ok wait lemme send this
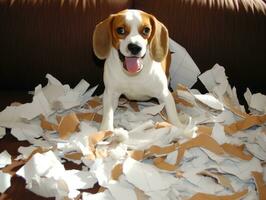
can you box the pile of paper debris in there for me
[0,64,266,200]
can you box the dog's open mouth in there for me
[118,50,144,74]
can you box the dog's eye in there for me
[142,27,150,35]
[116,27,126,35]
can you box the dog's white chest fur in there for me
[104,48,168,101]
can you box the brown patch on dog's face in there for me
[111,14,130,49]
[139,13,153,41]
[110,11,153,50]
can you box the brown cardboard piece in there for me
[95,148,108,158]
[89,131,113,149]
[224,114,266,134]
[176,170,184,178]
[159,110,169,121]
[145,144,177,156]
[26,147,53,162]
[64,152,83,160]
[176,134,224,165]
[97,187,106,193]
[40,115,58,131]
[197,125,213,135]
[196,114,266,136]
[188,189,248,200]
[2,159,26,176]
[176,84,190,91]
[76,112,103,123]
[111,163,123,180]
[129,101,140,112]
[57,113,80,139]
[134,188,149,200]
[128,150,145,161]
[152,134,225,171]
[40,113,80,139]
[221,143,253,160]
[198,171,234,191]
[223,95,249,118]
[153,157,176,171]
[10,102,23,107]
[85,96,102,109]
[154,121,172,129]
[252,172,266,200]
[172,92,194,107]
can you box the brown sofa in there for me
[1,0,266,110]
[0,0,265,199]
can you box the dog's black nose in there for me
[128,43,142,55]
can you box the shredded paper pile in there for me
[0,64,266,200]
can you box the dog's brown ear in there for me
[93,16,113,59]
[149,16,169,62]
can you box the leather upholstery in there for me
[0,0,265,110]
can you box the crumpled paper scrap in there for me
[244,88,266,114]
[123,157,170,193]
[0,150,12,168]
[0,127,6,139]
[0,171,12,193]
[16,150,97,199]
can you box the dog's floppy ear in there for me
[93,16,113,59]
[149,16,169,62]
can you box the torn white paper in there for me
[0,127,5,139]
[55,79,90,110]
[90,158,117,187]
[17,146,39,160]
[61,169,97,190]
[123,157,170,193]
[107,181,137,200]
[10,124,43,141]
[211,123,228,145]
[0,89,53,128]
[169,38,200,89]
[0,171,12,193]
[182,173,225,194]
[194,94,224,111]
[246,143,266,160]
[141,103,165,116]
[244,88,266,114]
[16,151,65,182]
[21,84,53,120]
[219,157,262,181]
[82,190,114,200]
[125,126,171,150]
[42,74,65,106]
[0,150,12,168]
[198,64,229,100]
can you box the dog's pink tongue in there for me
[124,57,140,73]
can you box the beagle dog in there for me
[93,9,182,131]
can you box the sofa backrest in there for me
[0,0,265,100]
[134,0,266,97]
[0,0,133,94]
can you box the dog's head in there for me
[93,9,169,75]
